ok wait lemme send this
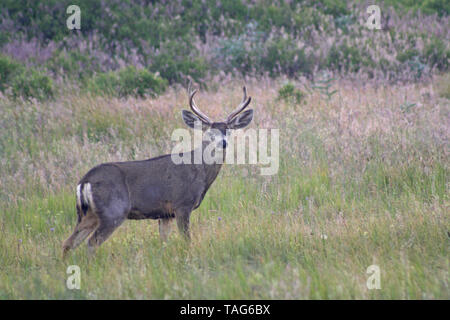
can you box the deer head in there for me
[182,85,253,148]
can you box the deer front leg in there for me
[175,209,191,241]
[158,218,174,242]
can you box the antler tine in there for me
[226,86,252,123]
[188,85,212,124]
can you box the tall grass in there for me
[0,76,448,299]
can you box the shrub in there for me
[214,22,265,75]
[149,40,208,85]
[150,55,208,85]
[311,75,337,101]
[327,42,372,73]
[383,0,449,16]
[251,4,293,33]
[0,0,447,87]
[88,66,167,98]
[262,38,313,78]
[317,0,350,18]
[0,54,24,91]
[292,7,323,34]
[334,14,355,32]
[406,56,427,79]
[397,49,420,63]
[0,55,53,101]
[216,25,313,78]
[420,0,450,16]
[277,83,305,104]
[424,38,449,71]
[117,66,167,97]
[11,70,54,101]
[47,50,99,80]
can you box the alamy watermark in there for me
[365,5,382,30]
[66,5,81,30]
[366,264,381,290]
[170,122,279,176]
[67,4,382,31]
[66,265,81,290]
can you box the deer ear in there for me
[227,109,253,129]
[182,110,207,129]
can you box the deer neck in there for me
[200,140,225,186]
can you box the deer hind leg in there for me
[84,175,130,255]
[87,216,125,255]
[86,199,129,254]
[159,218,174,242]
[62,207,99,257]
[175,208,192,241]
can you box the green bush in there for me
[406,56,427,79]
[117,66,168,97]
[88,66,167,98]
[216,26,313,78]
[262,38,313,77]
[420,0,450,16]
[397,49,420,63]
[0,55,53,101]
[277,82,305,104]
[47,50,99,80]
[88,72,119,96]
[149,40,208,85]
[383,0,449,16]
[327,42,372,73]
[0,54,24,91]
[11,70,54,101]
[292,7,323,34]
[215,22,265,75]
[316,0,349,17]
[395,48,430,79]
[0,0,447,90]
[424,38,449,71]
[251,4,293,33]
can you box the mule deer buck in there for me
[62,86,253,256]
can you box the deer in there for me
[62,86,253,256]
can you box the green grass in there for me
[0,78,448,299]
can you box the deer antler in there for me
[226,86,252,123]
[188,83,212,124]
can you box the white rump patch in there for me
[76,184,82,208]
[83,183,95,211]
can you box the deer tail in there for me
[76,182,94,217]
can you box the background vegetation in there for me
[0,0,449,100]
[0,0,448,299]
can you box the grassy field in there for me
[0,76,448,299]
